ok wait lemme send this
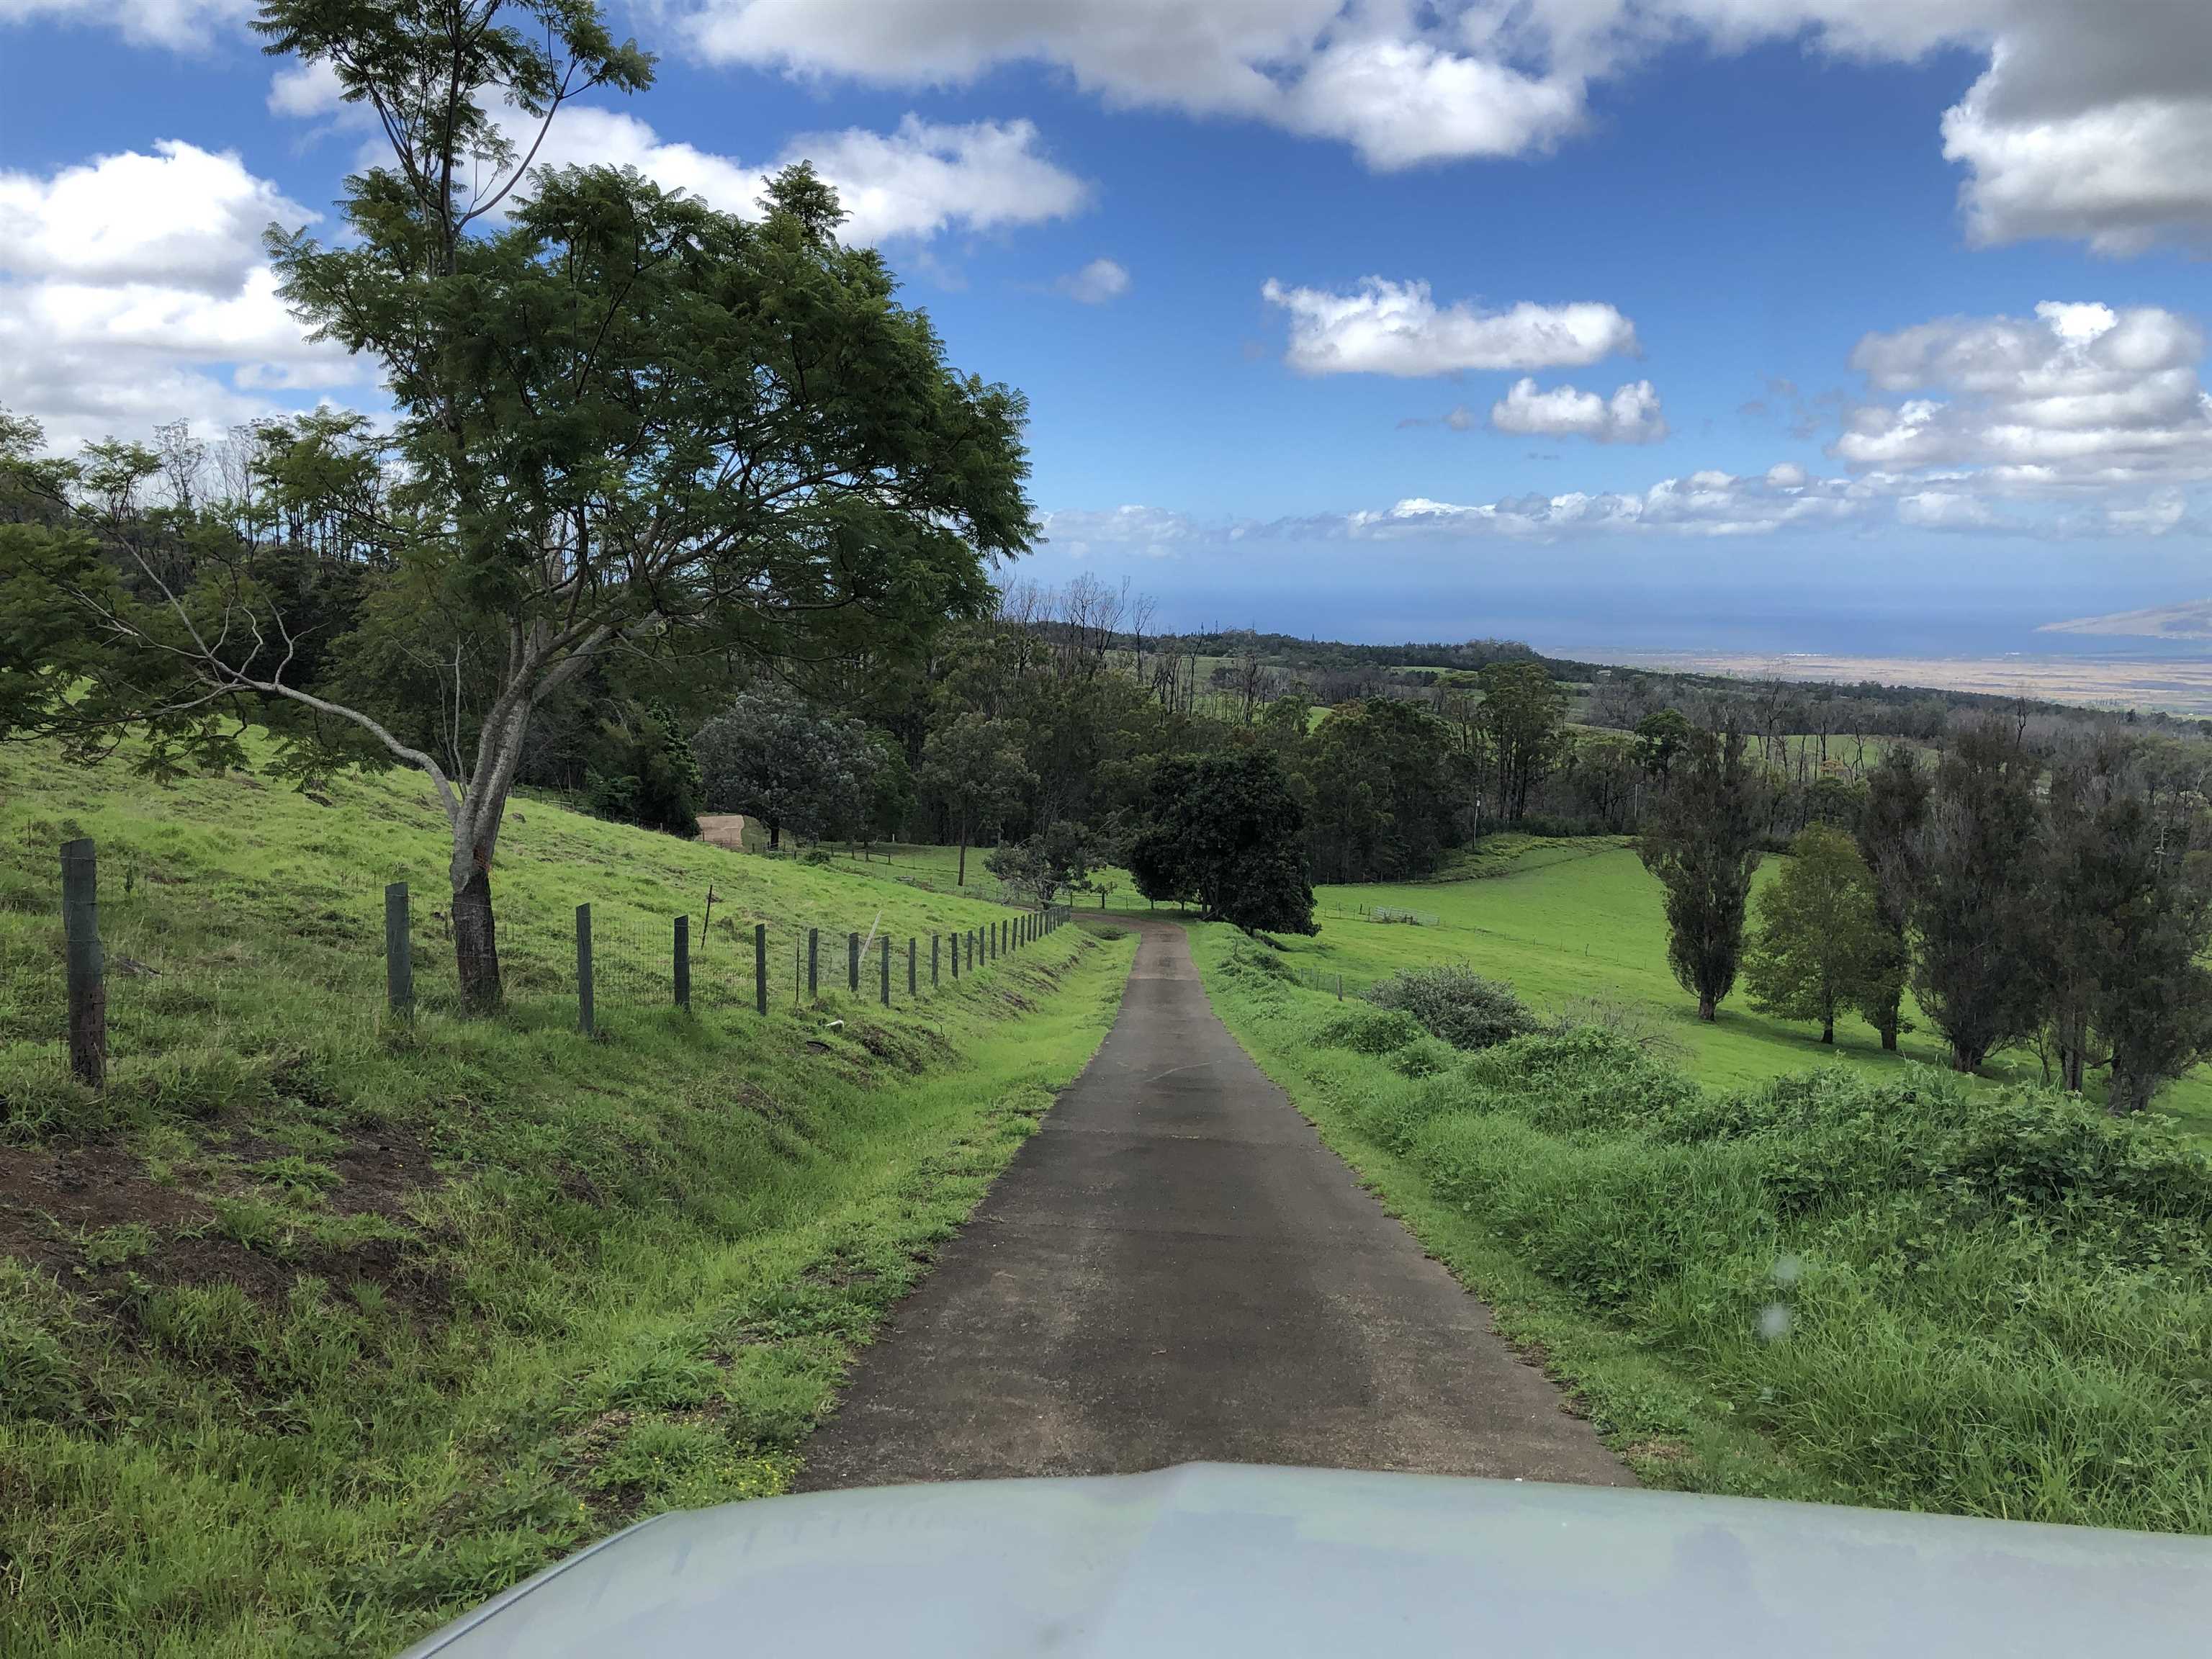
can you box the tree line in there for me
[1637,715,2212,1112]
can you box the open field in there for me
[816,840,1139,912]
[0,742,1133,1657]
[1596,648,2212,719]
[1195,926,2212,1534]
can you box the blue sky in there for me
[5,2,2211,655]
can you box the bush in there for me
[1367,966,1538,1052]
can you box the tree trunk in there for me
[1697,994,1716,1021]
[1820,1015,1834,1044]
[452,864,501,1012]
[768,817,781,850]
[957,817,969,886]
[1880,1024,1897,1052]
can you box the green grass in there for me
[1196,927,2212,1534]
[1254,835,2212,1134]
[0,742,1135,1657]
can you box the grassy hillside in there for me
[1197,927,2212,1534]
[0,741,1134,1658]
[1247,835,2212,1138]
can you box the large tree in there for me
[1473,660,1567,823]
[1743,823,1884,1045]
[1911,716,2045,1073]
[1638,727,1763,1020]
[1129,749,1316,935]
[920,714,1034,885]
[693,688,874,851]
[1,2,1030,1010]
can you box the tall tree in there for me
[693,688,874,850]
[1638,727,1763,1020]
[2,3,1030,1010]
[920,714,1033,884]
[1910,716,2045,1073]
[1855,744,1928,1051]
[2040,736,2212,1110]
[1473,661,1567,822]
[1129,750,1316,935]
[1743,823,1884,1044]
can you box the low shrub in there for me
[1366,965,1537,1052]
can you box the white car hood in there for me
[400,1461,2212,1657]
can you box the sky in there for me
[4,1,2212,657]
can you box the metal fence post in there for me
[808,928,819,999]
[907,938,917,997]
[674,914,691,1012]
[755,922,768,1015]
[60,838,105,1087]
[576,904,595,1037]
[880,936,891,1005]
[385,881,413,1023]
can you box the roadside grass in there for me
[0,741,1135,1657]
[1196,927,2212,1534]
[1255,835,2211,1135]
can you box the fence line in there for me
[29,837,1078,1079]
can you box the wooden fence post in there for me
[60,838,105,1087]
[576,904,595,1037]
[755,923,768,1015]
[949,932,958,979]
[385,881,413,1023]
[933,934,942,984]
[907,938,917,997]
[808,928,819,999]
[674,914,691,1012]
[848,931,860,993]
[880,935,890,1006]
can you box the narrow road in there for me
[797,917,1627,1489]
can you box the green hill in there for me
[0,739,1133,1658]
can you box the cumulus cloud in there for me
[665,1,2212,253]
[1262,277,1638,377]
[0,0,251,49]
[1490,377,1666,443]
[0,142,363,448]
[1056,257,1130,305]
[381,107,1090,247]
[1834,300,2212,485]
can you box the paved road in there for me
[796,917,1628,1489]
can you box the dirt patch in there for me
[0,1135,454,1326]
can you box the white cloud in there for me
[1262,277,1638,377]
[0,0,250,49]
[268,59,349,120]
[451,107,1089,246]
[1835,300,2212,485]
[671,0,2212,253]
[0,143,362,449]
[1490,377,1666,443]
[1038,504,1201,559]
[1056,257,1130,305]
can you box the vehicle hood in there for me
[399,1461,2212,1657]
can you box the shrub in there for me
[1367,966,1537,1052]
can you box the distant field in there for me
[817,841,1138,911]
[1596,648,2212,719]
[1256,835,2211,1138]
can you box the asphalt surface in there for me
[796,917,1629,1490]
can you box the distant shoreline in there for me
[1568,648,2212,718]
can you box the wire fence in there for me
[20,837,1076,1087]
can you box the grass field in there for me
[817,840,1139,913]
[1254,835,2212,1138]
[1196,926,2212,1534]
[0,742,1133,1657]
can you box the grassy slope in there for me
[0,743,1134,1657]
[818,840,1139,913]
[1195,927,2212,1534]
[1262,835,2211,1137]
